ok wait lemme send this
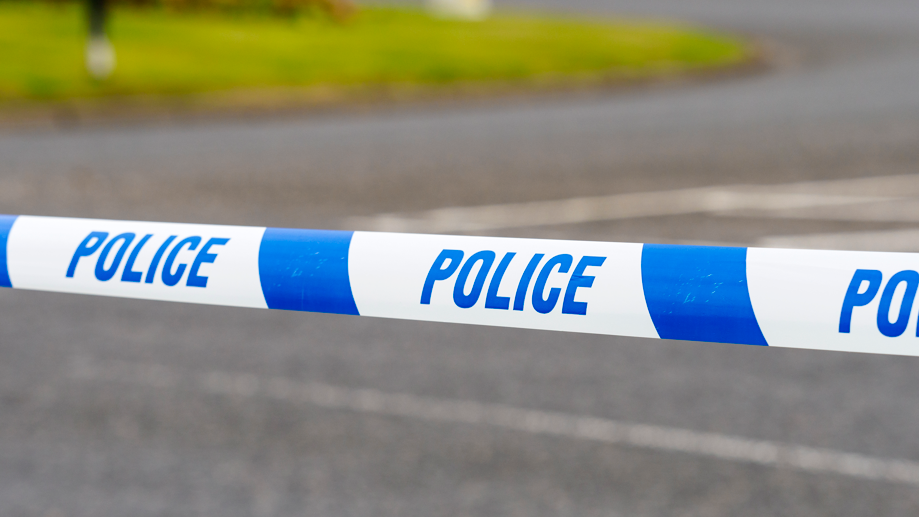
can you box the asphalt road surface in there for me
[3,0,919,515]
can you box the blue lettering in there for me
[121,234,152,283]
[421,249,464,304]
[513,254,544,311]
[562,256,606,315]
[145,235,177,284]
[877,270,919,337]
[161,236,200,287]
[532,254,573,314]
[484,252,516,310]
[66,231,108,278]
[453,251,496,309]
[187,237,229,288]
[839,269,883,333]
[94,233,135,282]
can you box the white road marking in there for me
[348,188,887,233]
[70,357,919,486]
[758,228,919,252]
[346,174,919,233]
[347,174,919,233]
[752,199,919,224]
[737,175,919,224]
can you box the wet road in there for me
[2,0,919,515]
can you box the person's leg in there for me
[85,0,115,79]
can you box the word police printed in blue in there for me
[840,269,919,337]
[66,231,229,288]
[421,249,606,315]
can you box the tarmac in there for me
[1,0,919,515]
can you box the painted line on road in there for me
[758,228,919,253]
[70,357,919,487]
[347,174,919,233]
[347,187,885,233]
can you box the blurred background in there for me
[2,0,919,515]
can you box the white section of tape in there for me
[348,232,658,338]
[7,216,268,309]
[747,247,919,356]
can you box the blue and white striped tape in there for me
[1,214,917,357]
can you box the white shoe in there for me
[85,36,116,80]
[427,0,492,20]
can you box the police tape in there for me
[0,214,916,357]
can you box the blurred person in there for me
[86,0,115,79]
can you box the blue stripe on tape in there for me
[258,228,359,315]
[641,244,767,346]
[0,215,17,288]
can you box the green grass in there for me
[0,2,751,101]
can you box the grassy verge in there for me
[0,2,752,103]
